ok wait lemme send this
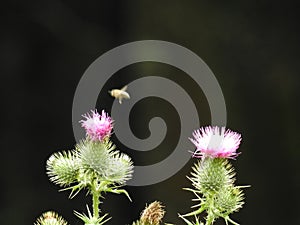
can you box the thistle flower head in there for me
[190,126,241,159]
[80,110,113,141]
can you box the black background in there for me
[1,1,300,225]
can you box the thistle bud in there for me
[34,211,68,225]
[214,186,245,216]
[46,151,79,187]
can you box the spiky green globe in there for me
[189,158,235,194]
[76,139,112,177]
[214,186,245,216]
[47,151,79,187]
[76,139,133,184]
[105,152,133,184]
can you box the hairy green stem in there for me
[205,211,214,225]
[92,191,100,218]
[205,196,215,225]
[91,180,100,219]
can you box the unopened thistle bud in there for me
[46,151,79,187]
[214,186,245,216]
[34,211,68,225]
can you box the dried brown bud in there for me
[140,201,165,225]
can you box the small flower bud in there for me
[214,186,245,216]
[34,211,68,225]
[46,151,79,187]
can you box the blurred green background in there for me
[1,1,300,225]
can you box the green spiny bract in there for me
[46,151,80,187]
[189,158,235,195]
[76,139,133,185]
[46,138,133,198]
[105,152,134,184]
[76,139,112,177]
[214,185,245,216]
[74,206,110,225]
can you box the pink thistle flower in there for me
[189,126,242,159]
[80,110,113,141]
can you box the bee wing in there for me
[120,85,128,92]
[120,91,130,99]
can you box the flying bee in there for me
[109,85,130,104]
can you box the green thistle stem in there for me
[205,217,213,225]
[92,191,100,219]
[91,180,100,219]
[205,198,215,225]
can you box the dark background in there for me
[1,1,300,225]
